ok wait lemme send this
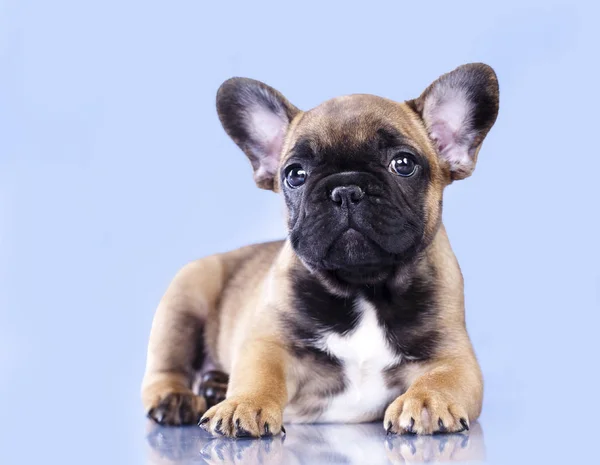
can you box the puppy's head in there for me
[217,64,499,285]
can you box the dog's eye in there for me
[389,154,417,177]
[285,165,307,188]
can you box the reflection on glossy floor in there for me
[146,422,485,464]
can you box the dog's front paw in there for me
[199,395,284,438]
[384,389,469,435]
[147,392,206,426]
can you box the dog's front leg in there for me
[200,337,288,438]
[384,344,483,435]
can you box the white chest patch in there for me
[316,298,402,423]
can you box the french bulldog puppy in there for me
[141,63,499,438]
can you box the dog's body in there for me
[142,63,499,437]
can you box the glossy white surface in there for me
[147,423,486,465]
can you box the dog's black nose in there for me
[330,185,364,206]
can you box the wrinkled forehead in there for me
[283,94,437,163]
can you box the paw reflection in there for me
[385,423,485,463]
[199,436,286,465]
[146,420,485,465]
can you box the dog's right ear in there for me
[216,78,301,190]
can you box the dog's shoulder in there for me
[197,239,281,293]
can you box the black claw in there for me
[198,416,209,426]
[281,425,287,436]
[460,418,470,431]
[386,421,394,435]
[261,423,272,437]
[436,418,447,434]
[234,419,252,438]
[214,419,224,435]
[405,417,416,434]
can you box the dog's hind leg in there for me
[197,370,229,409]
[141,256,226,426]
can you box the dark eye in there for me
[389,153,418,177]
[285,165,307,188]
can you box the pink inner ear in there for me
[423,88,475,174]
[253,131,284,185]
[249,105,288,183]
[429,122,470,171]
[429,122,454,154]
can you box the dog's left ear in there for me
[216,78,301,190]
[408,63,499,180]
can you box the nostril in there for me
[330,185,364,205]
[330,187,342,204]
[348,186,364,203]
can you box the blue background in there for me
[1,1,599,464]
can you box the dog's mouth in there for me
[331,264,396,285]
[292,222,423,285]
[298,228,394,284]
[323,228,392,284]
[322,228,388,268]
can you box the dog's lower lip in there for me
[333,265,395,285]
[322,261,384,270]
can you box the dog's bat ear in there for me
[407,63,499,180]
[216,78,301,190]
